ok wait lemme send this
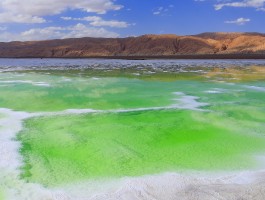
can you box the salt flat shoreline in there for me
[54,170,265,200]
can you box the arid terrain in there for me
[0,32,265,58]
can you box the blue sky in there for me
[0,0,264,41]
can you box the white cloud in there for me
[60,17,72,21]
[0,23,119,42]
[225,17,250,25]
[0,13,46,23]
[257,7,265,10]
[0,26,7,31]
[0,0,123,23]
[89,19,128,28]
[153,11,161,15]
[61,16,130,28]
[153,5,174,16]
[21,27,65,40]
[215,0,265,10]
[63,23,119,38]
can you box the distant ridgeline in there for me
[0,32,265,58]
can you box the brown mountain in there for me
[0,32,265,58]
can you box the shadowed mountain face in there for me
[0,32,265,58]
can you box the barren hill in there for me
[0,32,265,58]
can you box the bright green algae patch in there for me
[18,109,265,187]
[0,191,4,200]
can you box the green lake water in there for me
[0,59,265,190]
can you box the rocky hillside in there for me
[0,32,265,58]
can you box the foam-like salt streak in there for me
[34,92,208,117]
[244,85,265,92]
